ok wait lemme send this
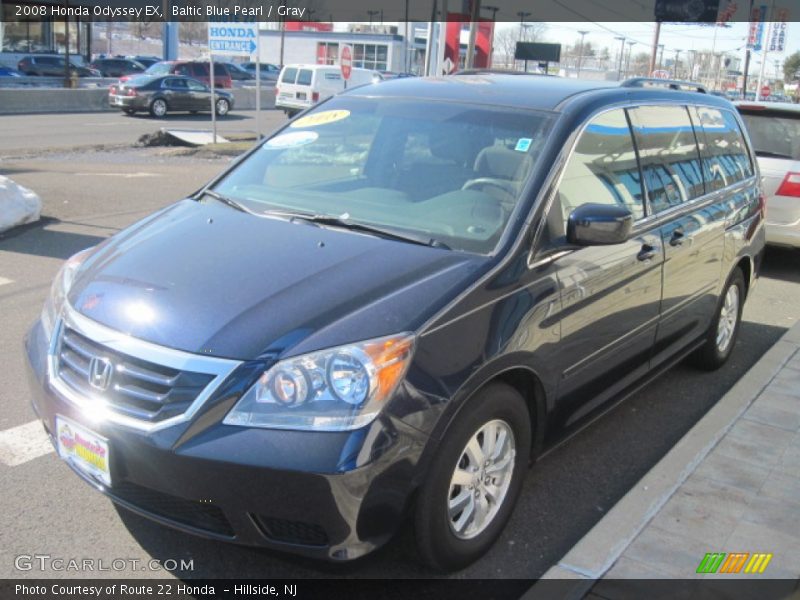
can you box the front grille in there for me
[112,481,234,537]
[254,515,329,546]
[56,327,214,423]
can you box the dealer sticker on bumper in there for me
[56,416,111,487]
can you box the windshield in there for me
[213,97,552,253]
[738,109,800,160]
[145,62,170,76]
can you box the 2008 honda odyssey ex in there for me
[25,74,765,571]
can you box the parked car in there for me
[736,101,800,247]
[223,62,254,81]
[108,75,233,117]
[26,75,764,572]
[241,61,280,81]
[89,58,145,78]
[0,64,23,77]
[130,55,160,69]
[275,64,383,116]
[121,61,233,88]
[17,55,100,77]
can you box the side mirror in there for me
[567,203,633,246]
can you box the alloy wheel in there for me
[447,419,516,540]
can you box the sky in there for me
[495,21,799,74]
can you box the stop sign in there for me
[761,85,771,98]
[340,45,352,81]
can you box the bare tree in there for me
[492,23,547,67]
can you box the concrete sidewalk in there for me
[537,319,800,588]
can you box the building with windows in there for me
[0,1,93,65]
[258,24,430,74]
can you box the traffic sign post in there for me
[340,45,352,88]
[207,23,260,143]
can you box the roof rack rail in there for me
[620,77,707,94]
[453,68,553,76]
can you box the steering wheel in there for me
[462,177,518,195]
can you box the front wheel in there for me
[149,98,168,118]
[215,98,230,116]
[689,268,745,370]
[414,382,531,571]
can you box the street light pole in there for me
[614,36,625,80]
[673,49,682,79]
[625,41,635,78]
[576,30,589,78]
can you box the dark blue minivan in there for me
[25,74,765,570]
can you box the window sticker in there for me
[290,110,351,128]
[515,138,533,152]
[264,131,319,149]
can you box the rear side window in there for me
[281,67,297,84]
[190,64,207,77]
[736,108,800,161]
[297,69,313,86]
[692,107,754,190]
[544,109,645,246]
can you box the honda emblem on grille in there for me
[88,357,113,391]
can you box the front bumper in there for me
[24,318,428,561]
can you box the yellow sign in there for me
[290,110,350,129]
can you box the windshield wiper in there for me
[202,189,251,214]
[266,210,451,250]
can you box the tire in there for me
[689,268,745,371]
[149,98,168,118]
[286,109,299,119]
[414,382,531,571]
[215,98,230,117]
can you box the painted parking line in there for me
[0,420,54,467]
[0,277,13,287]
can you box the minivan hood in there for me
[68,199,484,360]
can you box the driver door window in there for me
[541,109,645,249]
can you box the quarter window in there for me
[545,109,644,246]
[692,107,754,190]
[628,105,704,213]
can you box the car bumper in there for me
[24,318,428,561]
[765,221,800,248]
[275,98,313,111]
[109,95,144,110]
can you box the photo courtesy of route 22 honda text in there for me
[25,74,765,571]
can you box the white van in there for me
[275,64,382,116]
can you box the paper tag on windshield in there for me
[515,138,532,152]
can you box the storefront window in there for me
[352,43,388,71]
[2,20,49,53]
[316,42,338,65]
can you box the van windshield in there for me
[213,97,553,254]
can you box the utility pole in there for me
[673,49,682,78]
[576,30,589,78]
[657,44,665,69]
[742,0,755,98]
[625,41,635,78]
[649,21,661,76]
[755,0,775,100]
[614,36,625,80]
[482,5,499,67]
[465,0,480,69]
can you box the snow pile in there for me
[0,175,42,233]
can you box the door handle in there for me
[669,229,685,247]
[637,244,658,262]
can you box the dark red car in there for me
[120,61,232,88]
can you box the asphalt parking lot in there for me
[0,111,798,579]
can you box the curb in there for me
[533,318,800,585]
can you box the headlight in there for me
[41,247,94,341]
[223,333,415,431]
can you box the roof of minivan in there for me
[345,73,731,112]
